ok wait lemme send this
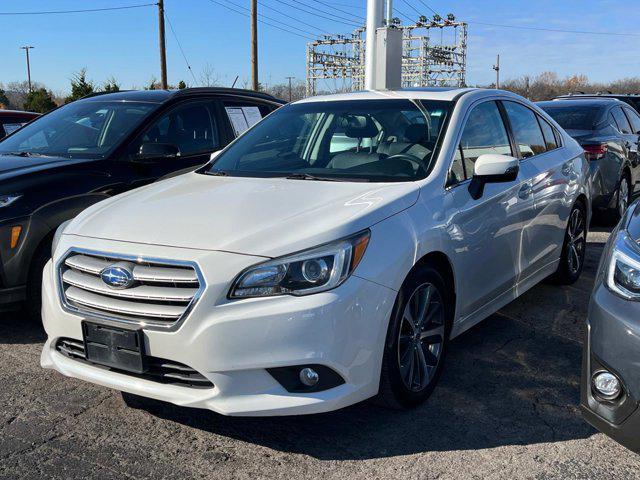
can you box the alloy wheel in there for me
[618,177,630,219]
[566,207,586,275]
[397,283,445,392]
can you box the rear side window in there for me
[451,101,512,184]
[538,116,558,150]
[503,101,546,158]
[611,107,632,134]
[624,108,640,134]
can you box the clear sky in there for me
[0,0,637,94]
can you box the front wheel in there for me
[549,201,587,285]
[377,266,452,409]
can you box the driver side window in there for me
[448,101,511,186]
[132,101,220,159]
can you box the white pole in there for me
[365,0,384,90]
[385,0,393,25]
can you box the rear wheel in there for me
[549,201,587,285]
[605,174,631,225]
[377,266,452,409]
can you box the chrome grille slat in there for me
[63,270,197,303]
[59,250,203,329]
[65,286,184,319]
[65,254,199,284]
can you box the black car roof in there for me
[556,93,640,99]
[80,87,285,104]
[539,99,623,108]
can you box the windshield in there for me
[206,99,451,182]
[540,104,602,130]
[0,100,157,159]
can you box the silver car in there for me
[582,199,640,452]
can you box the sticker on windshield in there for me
[3,123,25,135]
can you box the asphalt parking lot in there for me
[1,228,640,480]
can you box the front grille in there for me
[58,250,203,329]
[56,338,214,388]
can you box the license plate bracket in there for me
[82,321,146,374]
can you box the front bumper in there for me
[41,236,397,416]
[581,284,640,452]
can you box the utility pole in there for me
[365,0,384,90]
[285,76,295,101]
[21,46,34,92]
[493,54,500,89]
[251,0,259,90]
[157,0,168,89]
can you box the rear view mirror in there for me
[469,154,519,199]
[137,143,179,159]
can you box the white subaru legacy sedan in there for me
[41,88,591,416]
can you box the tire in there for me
[549,201,587,285]
[377,266,453,409]
[605,174,631,225]
[25,241,52,321]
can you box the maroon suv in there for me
[0,110,39,139]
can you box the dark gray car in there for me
[539,99,640,222]
[582,199,640,453]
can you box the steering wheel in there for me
[385,153,430,175]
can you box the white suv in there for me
[41,88,590,416]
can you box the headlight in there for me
[607,235,640,299]
[52,220,72,257]
[230,230,370,298]
[0,194,22,208]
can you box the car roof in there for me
[556,93,640,99]
[539,98,623,108]
[0,109,40,117]
[79,87,285,104]
[294,87,480,104]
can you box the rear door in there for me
[502,100,570,284]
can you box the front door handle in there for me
[519,183,533,199]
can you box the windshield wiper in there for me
[206,169,229,176]
[285,173,371,182]
[0,151,51,158]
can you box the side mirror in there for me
[468,154,519,200]
[210,150,221,162]
[137,143,180,160]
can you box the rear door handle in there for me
[518,183,532,199]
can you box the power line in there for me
[305,0,363,21]
[164,11,198,84]
[272,0,360,27]
[400,0,422,17]
[258,1,331,35]
[468,20,640,38]
[415,0,440,17]
[206,0,315,39]
[0,3,155,15]
[224,0,318,36]
[290,0,362,24]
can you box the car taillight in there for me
[583,143,608,161]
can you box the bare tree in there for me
[199,63,220,87]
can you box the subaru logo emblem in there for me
[100,265,135,289]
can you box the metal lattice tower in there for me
[306,14,467,96]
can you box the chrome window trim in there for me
[56,247,206,332]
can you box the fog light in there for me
[592,371,621,400]
[299,367,319,387]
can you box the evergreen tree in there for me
[23,88,57,113]
[65,69,94,103]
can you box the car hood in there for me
[0,154,80,181]
[66,172,420,257]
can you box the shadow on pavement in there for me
[0,308,46,345]
[125,238,607,460]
